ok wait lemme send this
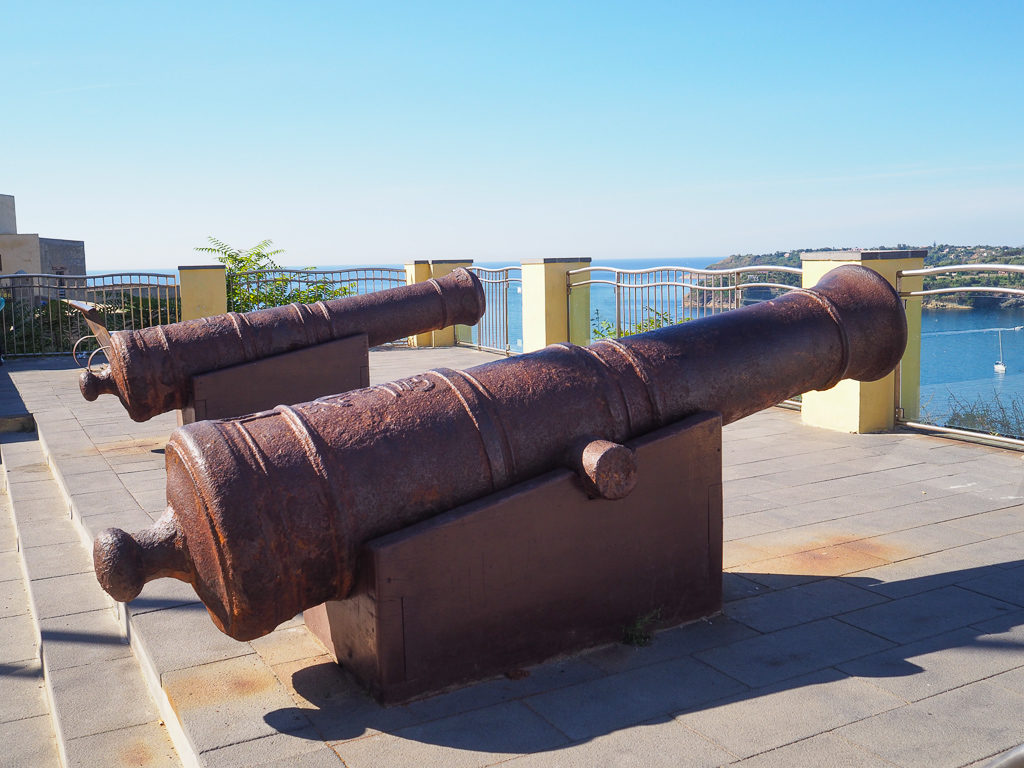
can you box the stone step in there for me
[1,434,181,768]
[0,480,61,767]
[29,405,336,768]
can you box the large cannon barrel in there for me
[93,265,907,641]
[79,267,486,422]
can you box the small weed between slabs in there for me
[623,608,662,647]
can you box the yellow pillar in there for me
[404,261,433,347]
[799,249,924,433]
[428,259,472,346]
[179,265,227,321]
[521,258,591,352]
[403,260,473,347]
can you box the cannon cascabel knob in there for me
[94,511,192,603]
[79,368,120,402]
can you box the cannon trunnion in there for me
[93,264,907,701]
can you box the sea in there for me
[477,256,1024,429]
[94,256,1024,427]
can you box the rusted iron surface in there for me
[64,300,113,351]
[94,265,907,641]
[78,268,486,422]
[306,412,724,703]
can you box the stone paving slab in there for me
[2,353,1024,768]
[499,719,737,768]
[718,732,896,768]
[837,622,1024,703]
[0,714,62,768]
[331,701,571,768]
[836,680,1024,768]
[838,584,1018,645]
[676,669,905,760]
[723,576,888,634]
[694,617,896,689]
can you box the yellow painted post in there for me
[178,265,227,321]
[799,249,925,433]
[521,258,591,352]
[404,261,433,347]
[428,260,472,346]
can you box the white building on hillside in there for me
[0,195,87,275]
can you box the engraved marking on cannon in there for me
[376,376,435,398]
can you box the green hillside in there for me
[707,245,1024,307]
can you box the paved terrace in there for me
[1,347,1022,768]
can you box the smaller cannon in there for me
[78,268,485,422]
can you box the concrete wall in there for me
[0,196,15,235]
[0,234,41,273]
[39,238,86,275]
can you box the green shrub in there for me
[195,237,353,312]
[591,308,685,339]
[941,391,1024,439]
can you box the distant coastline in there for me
[705,245,1024,310]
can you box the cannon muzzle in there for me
[79,267,486,422]
[94,264,906,640]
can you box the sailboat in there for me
[995,330,1007,373]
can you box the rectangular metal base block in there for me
[180,333,370,423]
[305,410,724,704]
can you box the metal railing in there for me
[227,267,406,312]
[459,266,522,355]
[567,264,803,339]
[0,272,179,357]
[896,263,1024,449]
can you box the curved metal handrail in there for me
[905,286,1024,298]
[0,272,176,280]
[567,264,802,278]
[468,266,522,285]
[233,267,405,279]
[572,278,799,293]
[898,263,1024,277]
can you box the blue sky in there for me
[3,1,1023,269]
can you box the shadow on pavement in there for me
[263,559,1024,753]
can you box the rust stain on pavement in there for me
[725,534,907,577]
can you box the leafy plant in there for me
[623,608,662,647]
[194,237,353,312]
[591,307,687,339]
[942,391,1024,439]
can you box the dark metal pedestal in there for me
[179,333,370,423]
[305,410,724,704]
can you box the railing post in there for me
[179,265,227,321]
[799,249,924,433]
[403,260,472,347]
[521,258,591,352]
[896,270,924,422]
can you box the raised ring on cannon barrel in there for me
[77,267,486,422]
[93,264,907,654]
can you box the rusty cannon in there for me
[94,264,906,651]
[78,267,486,422]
